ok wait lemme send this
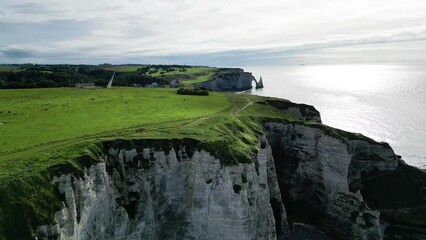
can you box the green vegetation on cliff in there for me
[0,88,299,181]
[0,87,311,239]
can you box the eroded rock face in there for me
[355,162,426,240]
[323,192,381,240]
[264,121,426,240]
[265,100,322,123]
[199,71,254,91]
[264,122,391,239]
[36,140,288,240]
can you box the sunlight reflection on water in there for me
[244,64,426,169]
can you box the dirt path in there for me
[233,97,254,115]
[183,116,211,127]
[168,95,256,130]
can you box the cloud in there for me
[9,2,57,14]
[0,48,34,59]
[0,20,93,46]
[0,0,426,65]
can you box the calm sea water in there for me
[244,65,426,169]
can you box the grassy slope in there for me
[100,65,142,72]
[99,65,217,85]
[0,87,307,239]
[0,88,229,154]
[0,87,308,180]
[150,67,217,85]
[0,88,234,181]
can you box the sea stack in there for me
[255,76,264,89]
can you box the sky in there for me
[1,0,426,66]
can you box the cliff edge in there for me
[0,89,424,240]
[198,68,255,91]
[35,99,425,240]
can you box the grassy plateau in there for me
[0,87,305,182]
[0,86,305,239]
[148,66,217,85]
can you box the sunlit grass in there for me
[0,88,302,182]
[99,65,142,72]
[98,65,217,85]
[0,87,229,154]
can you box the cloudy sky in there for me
[1,0,426,66]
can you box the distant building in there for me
[75,83,95,88]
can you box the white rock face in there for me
[36,140,287,240]
[200,71,254,91]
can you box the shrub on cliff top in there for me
[177,87,209,96]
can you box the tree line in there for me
[0,64,189,89]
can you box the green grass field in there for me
[0,87,311,239]
[179,68,217,85]
[0,87,229,154]
[98,65,217,85]
[100,65,142,72]
[0,87,300,181]
[147,66,217,85]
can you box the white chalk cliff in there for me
[36,102,426,240]
[36,139,288,240]
[199,68,255,91]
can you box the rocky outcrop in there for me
[264,121,426,240]
[265,99,322,123]
[254,76,264,89]
[199,68,255,91]
[352,162,426,240]
[36,139,288,240]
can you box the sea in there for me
[244,65,426,169]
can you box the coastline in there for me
[244,64,426,169]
